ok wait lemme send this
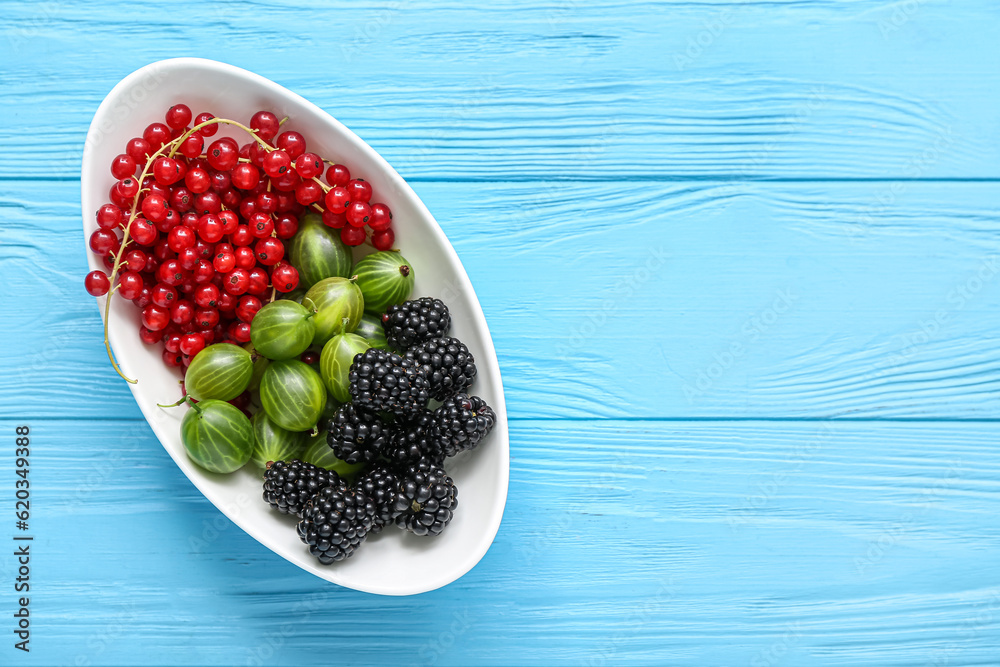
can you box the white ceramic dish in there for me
[81,58,508,595]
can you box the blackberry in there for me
[432,394,496,458]
[382,409,444,467]
[354,465,401,533]
[297,485,376,563]
[262,459,346,518]
[348,348,429,418]
[392,460,458,537]
[405,337,477,401]
[327,403,392,465]
[382,297,451,350]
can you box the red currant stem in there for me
[166,118,272,160]
[156,395,191,409]
[269,286,277,304]
[310,203,325,214]
[279,116,289,126]
[102,133,188,385]
[310,176,331,193]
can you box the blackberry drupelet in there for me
[382,409,444,467]
[327,403,392,465]
[405,336,477,401]
[354,465,401,533]
[382,297,451,350]
[348,348,429,418]
[262,459,346,518]
[296,485,376,563]
[392,459,458,537]
[432,394,496,458]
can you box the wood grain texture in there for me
[0,0,998,180]
[2,0,999,664]
[4,419,999,666]
[7,179,1000,420]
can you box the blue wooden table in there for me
[3,1,1000,664]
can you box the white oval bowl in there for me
[81,58,509,596]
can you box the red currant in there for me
[231,225,253,247]
[124,249,147,272]
[223,268,250,295]
[256,191,278,213]
[322,209,347,229]
[262,149,292,178]
[96,204,124,230]
[326,164,350,187]
[84,270,110,296]
[213,252,236,273]
[162,348,184,368]
[193,259,215,284]
[254,237,284,266]
[157,259,188,287]
[116,177,139,199]
[340,225,366,246]
[170,299,195,326]
[170,187,193,212]
[142,194,168,223]
[246,268,269,295]
[179,332,206,357]
[235,295,262,323]
[139,325,162,345]
[111,154,136,179]
[347,179,372,203]
[198,214,225,243]
[185,167,211,193]
[216,291,237,312]
[142,304,171,331]
[248,213,274,238]
[234,246,257,269]
[271,171,300,192]
[157,208,180,233]
[294,152,323,179]
[167,225,197,253]
[371,228,395,251]
[130,218,158,246]
[194,307,220,330]
[274,213,299,239]
[250,111,280,142]
[194,112,218,136]
[368,203,392,231]
[193,283,220,308]
[89,229,120,255]
[218,210,239,234]
[295,180,323,205]
[230,321,252,343]
[153,157,182,185]
[345,201,371,227]
[130,284,151,308]
[194,191,222,215]
[179,133,203,159]
[143,123,172,150]
[276,131,306,159]
[165,104,192,130]
[231,163,260,190]
[126,137,151,163]
[324,186,350,214]
[151,283,178,308]
[210,169,231,193]
[271,263,300,293]
[207,138,240,171]
[177,246,200,271]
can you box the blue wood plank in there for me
[0,0,998,179]
[3,419,999,665]
[8,180,1000,420]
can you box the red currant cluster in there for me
[84,104,396,377]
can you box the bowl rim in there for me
[81,56,510,595]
